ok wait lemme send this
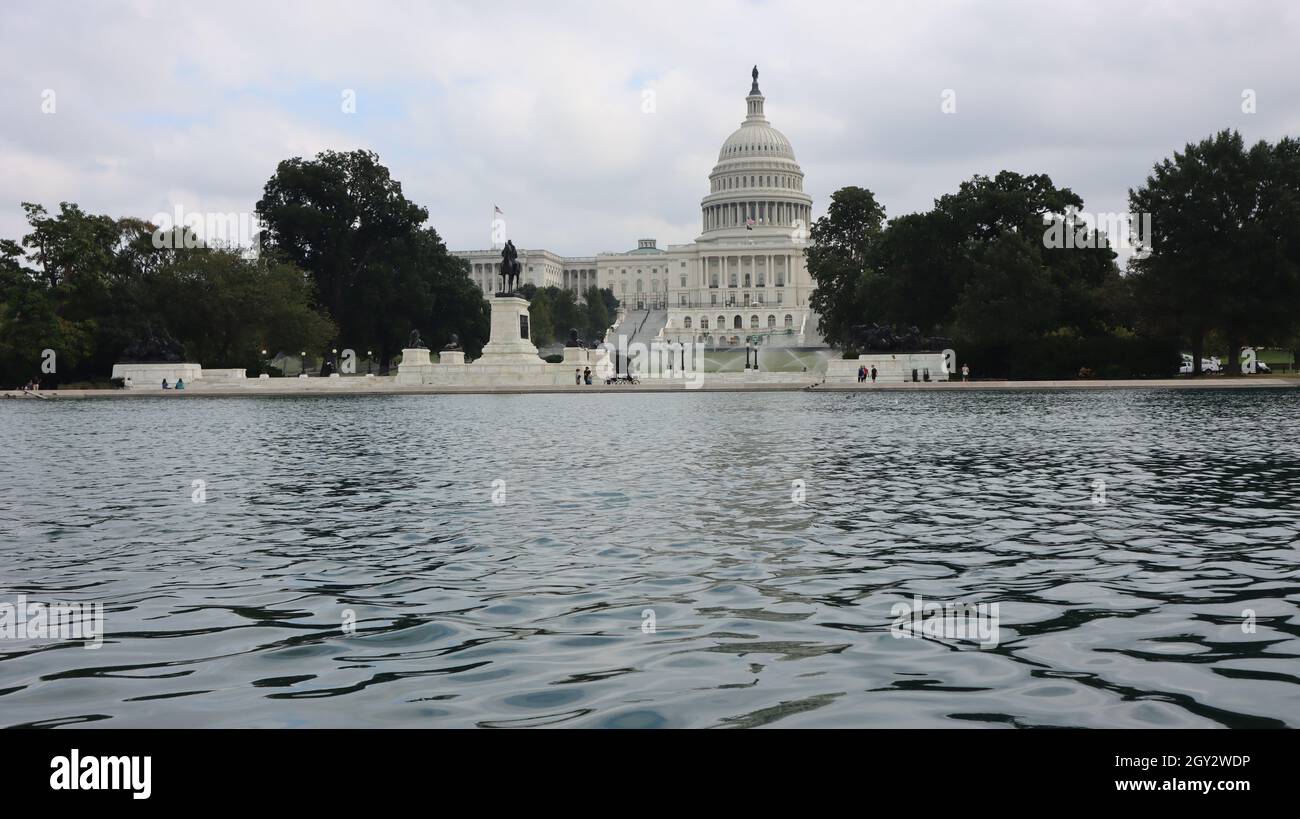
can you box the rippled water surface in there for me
[2,389,1298,728]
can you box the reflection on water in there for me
[1,389,1297,728]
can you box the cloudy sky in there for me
[2,0,1298,258]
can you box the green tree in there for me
[1129,130,1300,373]
[805,186,887,346]
[256,149,487,365]
[583,286,611,341]
[146,247,336,370]
[951,232,1059,347]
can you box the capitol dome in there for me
[718,122,795,160]
[700,67,813,238]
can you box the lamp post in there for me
[331,347,338,377]
[367,350,373,376]
[300,351,306,377]
[261,349,268,377]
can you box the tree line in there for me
[808,129,1300,377]
[0,149,615,387]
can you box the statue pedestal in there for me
[395,347,434,385]
[478,296,541,364]
[401,347,432,367]
[439,350,466,365]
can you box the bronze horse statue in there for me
[499,239,522,294]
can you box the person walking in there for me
[857,365,864,383]
[583,366,592,385]
[961,363,970,382]
[575,368,581,385]
[870,365,878,384]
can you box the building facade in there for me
[454,67,819,348]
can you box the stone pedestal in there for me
[439,350,466,365]
[401,348,432,367]
[395,347,434,385]
[479,296,540,363]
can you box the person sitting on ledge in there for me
[161,378,170,389]
[176,378,185,389]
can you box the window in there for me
[734,315,742,329]
[718,315,726,329]
[784,314,793,328]
[744,273,751,287]
[684,317,692,329]
[750,315,759,329]
[701,317,709,329]
[767,315,776,328]
[680,275,686,287]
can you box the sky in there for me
[2,0,1298,259]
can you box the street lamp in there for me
[367,350,373,375]
[300,351,306,377]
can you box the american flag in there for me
[745,217,755,230]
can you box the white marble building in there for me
[454,67,820,348]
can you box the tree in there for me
[256,149,487,365]
[583,286,611,340]
[951,232,1058,348]
[145,247,336,370]
[1129,131,1300,374]
[805,186,887,346]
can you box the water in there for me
[1,389,1297,728]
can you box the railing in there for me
[667,300,798,309]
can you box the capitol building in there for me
[453,67,821,349]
